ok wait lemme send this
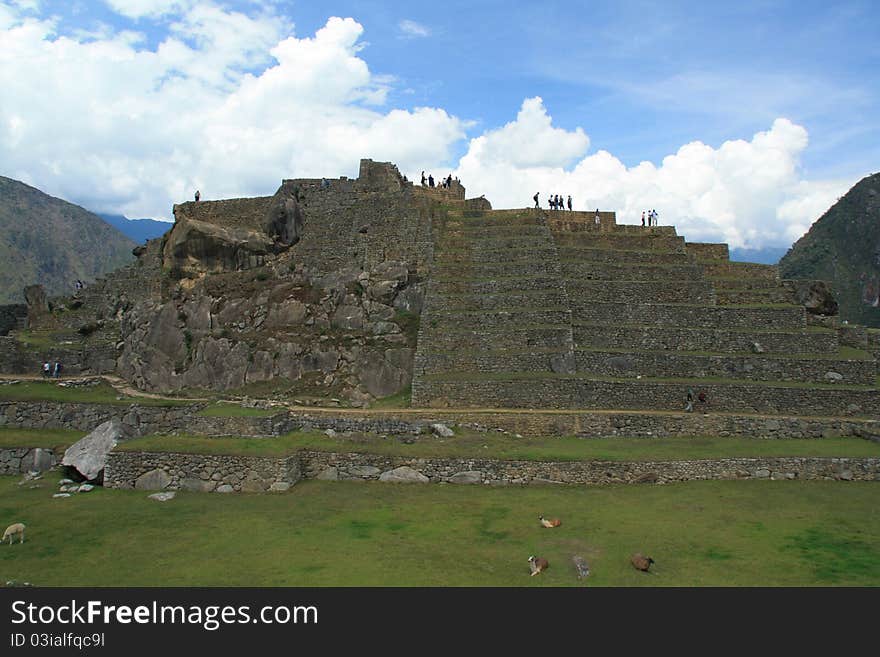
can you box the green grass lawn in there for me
[1,473,877,586]
[0,428,83,450]
[115,431,880,462]
[0,381,193,407]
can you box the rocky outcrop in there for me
[117,259,420,402]
[162,215,275,278]
[263,182,304,247]
[789,280,839,316]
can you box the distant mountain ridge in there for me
[98,213,171,244]
[0,176,136,304]
[729,246,788,265]
[780,172,880,327]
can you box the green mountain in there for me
[779,172,880,326]
[0,176,135,304]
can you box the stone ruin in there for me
[0,157,878,429]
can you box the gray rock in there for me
[378,466,429,483]
[269,482,291,492]
[839,470,854,481]
[751,342,765,354]
[317,467,339,481]
[347,465,381,477]
[448,471,482,484]
[824,371,843,381]
[754,469,771,478]
[331,305,365,330]
[134,468,172,491]
[181,478,215,492]
[148,492,177,502]
[52,493,71,498]
[431,423,454,438]
[62,419,129,481]
[77,484,95,493]
[215,484,235,493]
[31,448,55,472]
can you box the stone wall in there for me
[0,304,27,336]
[686,243,729,260]
[573,301,806,329]
[104,448,880,491]
[412,377,880,417]
[173,197,274,231]
[5,398,880,439]
[573,323,840,354]
[0,336,118,376]
[574,349,875,385]
[105,451,300,492]
[0,446,59,475]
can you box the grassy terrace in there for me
[2,473,878,585]
[114,431,880,462]
[0,381,194,406]
[0,428,83,449]
[420,371,877,390]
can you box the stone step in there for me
[700,261,779,280]
[412,374,879,417]
[685,243,730,260]
[561,261,704,281]
[434,246,558,264]
[433,276,566,295]
[572,322,840,355]
[574,349,876,386]
[445,215,543,229]
[711,277,782,290]
[421,308,572,332]
[439,235,554,251]
[419,324,573,351]
[557,247,694,265]
[552,233,686,251]
[426,289,570,312]
[567,280,716,304]
[572,301,806,330]
[449,223,548,237]
[432,260,562,279]
[715,287,797,306]
[414,348,572,377]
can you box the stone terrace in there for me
[412,208,878,421]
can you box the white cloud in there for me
[0,4,857,248]
[455,101,855,248]
[398,19,429,38]
[0,7,465,219]
[102,0,196,20]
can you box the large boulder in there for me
[62,419,130,482]
[789,280,839,316]
[379,466,429,483]
[263,182,304,247]
[163,214,274,277]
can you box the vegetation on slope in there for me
[780,172,880,326]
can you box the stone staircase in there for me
[412,208,879,420]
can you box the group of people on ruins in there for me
[533,193,574,212]
[642,209,659,227]
[421,171,457,190]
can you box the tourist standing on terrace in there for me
[567,195,572,211]
[533,192,539,208]
[594,209,601,226]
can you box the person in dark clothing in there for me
[428,175,434,187]
[421,171,426,185]
[194,190,200,202]
[567,195,572,211]
[533,192,539,208]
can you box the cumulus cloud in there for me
[398,19,429,38]
[455,99,853,248]
[0,5,465,219]
[0,3,856,247]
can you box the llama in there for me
[3,523,26,545]
[528,556,549,576]
[631,553,655,572]
[539,515,562,528]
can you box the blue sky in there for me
[1,0,877,247]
